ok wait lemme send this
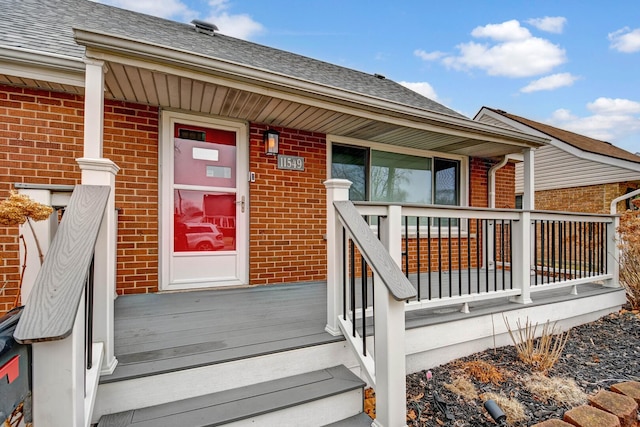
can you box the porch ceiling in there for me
[101,61,524,157]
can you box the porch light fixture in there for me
[263,129,279,156]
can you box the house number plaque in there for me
[277,154,305,171]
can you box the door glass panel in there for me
[174,189,236,252]
[174,126,236,188]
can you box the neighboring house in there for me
[475,107,640,214]
[0,1,627,426]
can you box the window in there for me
[332,144,460,206]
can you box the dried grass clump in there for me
[618,208,640,309]
[504,317,570,373]
[481,392,528,425]
[444,377,479,401]
[522,373,587,407]
[461,360,504,385]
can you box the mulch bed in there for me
[400,308,640,426]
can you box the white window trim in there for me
[326,134,469,208]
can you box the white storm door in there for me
[161,112,248,290]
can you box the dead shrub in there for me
[461,360,504,385]
[504,317,569,373]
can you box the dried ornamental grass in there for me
[480,392,528,425]
[618,208,640,309]
[522,373,587,407]
[504,317,570,373]
[443,377,479,401]
[461,360,505,385]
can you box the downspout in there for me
[610,188,640,214]
[488,155,511,208]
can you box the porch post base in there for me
[325,324,342,337]
[371,419,384,427]
[509,295,532,304]
[100,354,119,376]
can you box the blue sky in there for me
[96,0,640,154]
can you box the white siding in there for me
[516,144,640,193]
[477,115,520,131]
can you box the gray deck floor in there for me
[105,278,622,384]
[105,282,342,383]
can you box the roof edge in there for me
[74,28,549,148]
[0,45,85,87]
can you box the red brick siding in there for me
[469,157,515,209]
[0,84,158,312]
[249,124,327,284]
[535,181,640,214]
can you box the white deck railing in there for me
[325,179,620,427]
[14,185,111,427]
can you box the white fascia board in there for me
[0,45,85,87]
[73,28,549,149]
[477,108,640,173]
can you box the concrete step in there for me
[97,365,365,427]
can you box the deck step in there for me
[97,365,365,427]
[324,412,374,426]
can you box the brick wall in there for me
[535,181,640,214]
[469,157,515,209]
[0,84,158,312]
[248,124,327,284]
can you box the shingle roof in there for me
[486,108,640,164]
[1,0,464,118]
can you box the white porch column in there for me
[522,148,535,210]
[375,205,407,427]
[510,210,532,304]
[606,215,620,288]
[83,58,106,159]
[324,179,351,336]
[78,158,120,374]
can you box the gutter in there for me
[72,28,549,149]
[0,45,85,87]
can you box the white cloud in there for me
[399,81,438,101]
[93,0,263,40]
[526,17,567,34]
[608,27,640,53]
[471,19,531,41]
[414,49,446,61]
[587,98,640,115]
[520,73,578,93]
[548,98,640,144]
[421,20,566,78]
[204,0,264,39]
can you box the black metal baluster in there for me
[438,217,442,298]
[428,217,432,300]
[476,218,481,293]
[350,240,356,338]
[493,219,497,291]
[416,216,421,301]
[458,219,462,296]
[484,219,489,292]
[501,219,505,290]
[534,220,538,285]
[467,218,471,295]
[404,215,409,277]
[448,219,452,297]
[343,228,347,321]
[541,221,545,284]
[509,220,513,289]
[85,256,95,370]
[362,257,367,356]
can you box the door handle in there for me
[235,196,245,213]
